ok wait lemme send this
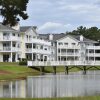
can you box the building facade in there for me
[1,23,100,64]
[39,34,100,64]
[0,24,54,62]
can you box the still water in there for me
[0,71,100,98]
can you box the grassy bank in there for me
[0,62,40,80]
[0,96,100,100]
[0,62,99,80]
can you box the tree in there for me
[67,26,100,41]
[0,0,29,26]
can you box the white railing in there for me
[1,36,19,41]
[58,45,80,49]
[58,52,79,56]
[86,46,100,50]
[0,47,19,52]
[3,47,11,51]
[25,38,51,46]
[26,49,51,55]
[27,61,100,66]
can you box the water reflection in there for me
[0,80,26,98]
[0,71,100,98]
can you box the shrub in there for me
[19,60,27,65]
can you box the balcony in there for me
[58,45,80,49]
[87,53,100,57]
[58,52,80,56]
[25,38,51,46]
[86,46,100,50]
[26,48,51,55]
[0,36,20,41]
[0,47,19,52]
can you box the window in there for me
[3,33,7,36]
[64,43,68,45]
[29,35,31,39]
[58,49,60,53]
[51,43,53,46]
[26,45,28,48]
[18,34,20,37]
[12,33,15,36]
[44,48,47,50]
[44,56,47,61]
[40,46,43,49]
[26,35,28,39]
[33,36,36,38]
[18,44,20,48]
[13,44,16,47]
[33,44,36,48]
[72,43,76,45]
[59,42,63,45]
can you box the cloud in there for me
[38,22,73,34]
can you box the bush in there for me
[19,60,27,65]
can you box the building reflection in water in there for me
[0,72,100,98]
[0,80,26,98]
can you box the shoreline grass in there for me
[0,96,100,100]
[0,62,40,81]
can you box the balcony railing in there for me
[0,47,19,52]
[26,48,51,55]
[58,45,80,49]
[25,38,51,46]
[58,52,79,56]
[1,36,20,41]
[86,46,100,50]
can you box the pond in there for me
[0,71,100,98]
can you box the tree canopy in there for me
[0,0,29,26]
[67,26,100,41]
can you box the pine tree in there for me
[0,0,29,26]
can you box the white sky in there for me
[1,0,100,34]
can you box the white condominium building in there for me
[0,24,54,62]
[0,24,20,62]
[1,23,100,64]
[39,34,100,63]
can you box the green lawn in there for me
[0,62,40,80]
[0,96,100,100]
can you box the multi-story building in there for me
[1,23,100,65]
[0,24,54,62]
[39,33,100,64]
[0,24,21,62]
[20,26,54,62]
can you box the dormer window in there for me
[59,42,63,45]
[72,43,76,45]
[65,43,68,45]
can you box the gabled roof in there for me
[39,33,98,43]
[20,26,37,33]
[0,23,18,32]
[39,33,67,41]
[70,35,97,43]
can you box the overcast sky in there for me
[1,0,100,34]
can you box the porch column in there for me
[10,41,12,62]
[94,46,95,63]
[74,48,75,62]
[60,48,61,61]
[32,43,33,60]
[15,53,18,62]
[11,53,12,62]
